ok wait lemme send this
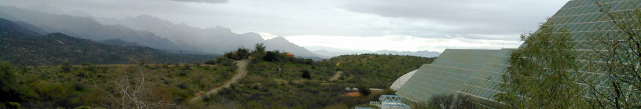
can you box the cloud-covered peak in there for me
[267,36,288,42]
[28,3,65,15]
[170,0,228,4]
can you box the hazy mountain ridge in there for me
[308,46,441,58]
[0,18,219,65]
[1,5,422,59]
[0,17,41,37]
[94,14,323,58]
[96,38,141,47]
[1,33,219,65]
[374,50,440,57]
[0,6,183,52]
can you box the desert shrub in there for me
[61,61,72,72]
[223,52,234,60]
[3,102,22,109]
[0,62,23,103]
[72,83,85,91]
[426,94,455,109]
[263,51,284,62]
[75,106,91,109]
[301,70,311,79]
[104,66,175,108]
[358,85,371,96]
[305,59,313,65]
[163,63,171,68]
[138,59,147,67]
[250,54,262,64]
[193,62,200,67]
[225,48,250,60]
[253,43,266,54]
[236,48,250,59]
[204,60,216,65]
[419,93,478,109]
[182,63,191,70]
[176,82,189,89]
[178,71,188,77]
[81,63,97,73]
[454,94,477,109]
[75,72,88,78]
[209,57,234,66]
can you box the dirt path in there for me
[189,59,250,103]
[329,71,343,81]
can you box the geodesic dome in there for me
[390,69,418,91]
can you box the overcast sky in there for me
[0,0,569,52]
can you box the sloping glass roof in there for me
[396,49,513,103]
[545,0,640,102]
[396,0,641,107]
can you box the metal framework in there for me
[379,95,403,102]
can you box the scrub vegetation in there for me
[0,43,435,108]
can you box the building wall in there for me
[396,0,641,107]
[396,49,513,105]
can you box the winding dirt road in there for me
[329,71,343,81]
[189,59,249,103]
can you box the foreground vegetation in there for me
[1,61,237,108]
[196,44,435,108]
[1,43,435,108]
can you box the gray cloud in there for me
[170,0,228,4]
[0,0,569,52]
[341,0,567,39]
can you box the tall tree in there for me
[496,21,589,108]
[254,43,266,54]
[582,1,641,108]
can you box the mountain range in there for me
[93,15,322,58]
[306,46,440,58]
[0,17,218,65]
[0,6,182,52]
[0,4,439,59]
[0,5,322,59]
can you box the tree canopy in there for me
[496,21,589,108]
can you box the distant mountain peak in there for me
[268,36,288,42]
[39,33,94,44]
[133,14,160,21]
[28,3,65,15]
[214,25,227,29]
[205,25,232,33]
[67,10,91,17]
[0,17,42,37]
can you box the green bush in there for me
[0,62,23,103]
[208,57,234,66]
[3,102,21,109]
[419,94,478,109]
[263,51,283,62]
[61,61,72,72]
[225,48,251,60]
[358,85,371,96]
[301,70,311,79]
[253,43,266,54]
[80,63,96,73]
